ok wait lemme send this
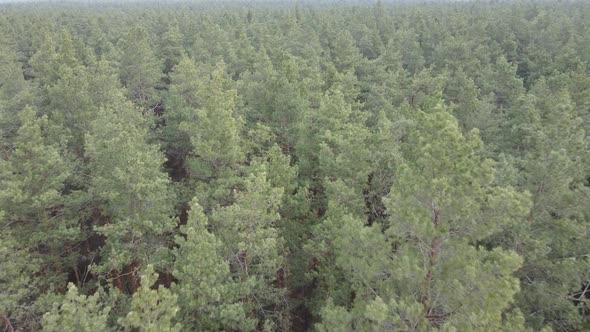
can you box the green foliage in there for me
[173,199,245,330]
[159,24,185,75]
[45,60,126,155]
[315,102,532,330]
[0,107,70,226]
[85,101,174,270]
[211,171,288,330]
[0,37,32,149]
[118,26,162,106]
[382,102,530,329]
[179,61,243,177]
[42,284,111,332]
[0,107,75,329]
[239,51,312,152]
[492,79,590,331]
[119,265,181,332]
[0,230,40,330]
[1,2,589,331]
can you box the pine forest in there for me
[0,0,589,331]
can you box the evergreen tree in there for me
[494,80,590,331]
[0,34,32,150]
[42,284,111,332]
[0,106,74,259]
[389,28,425,74]
[85,101,174,277]
[172,199,245,330]
[179,61,243,180]
[0,106,75,330]
[327,29,361,73]
[119,265,181,332]
[163,55,205,181]
[160,23,185,75]
[118,26,162,107]
[239,51,313,153]
[316,101,532,330]
[45,60,125,155]
[0,229,40,331]
[211,171,288,330]
[28,32,59,86]
[297,89,370,216]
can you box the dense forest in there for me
[1,0,589,331]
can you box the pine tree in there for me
[29,30,81,91]
[297,89,370,216]
[162,55,205,182]
[0,106,74,258]
[315,100,532,330]
[167,55,207,110]
[493,79,590,331]
[165,56,244,217]
[119,265,181,332]
[247,145,311,309]
[327,29,361,73]
[0,229,40,331]
[159,23,185,75]
[239,51,313,153]
[179,60,243,180]
[172,199,245,330]
[118,26,162,107]
[211,171,288,330]
[42,284,111,332]
[0,33,32,150]
[389,28,424,74]
[85,100,174,277]
[45,59,126,156]
[28,32,59,86]
[0,106,75,330]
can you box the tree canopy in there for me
[0,1,589,331]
